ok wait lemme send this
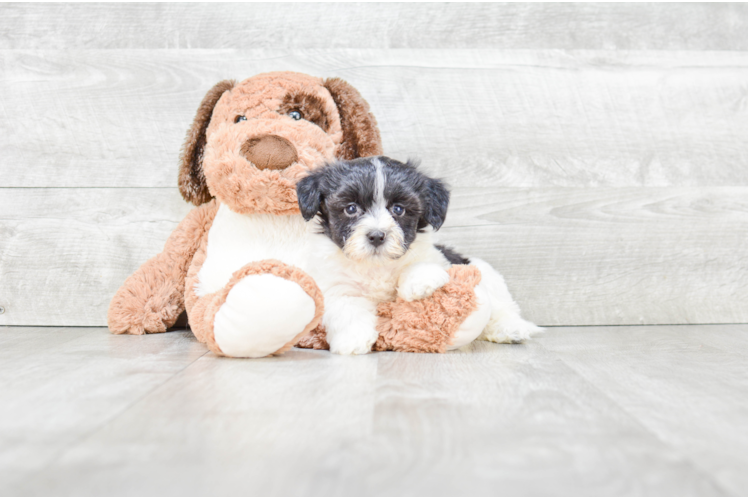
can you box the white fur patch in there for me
[213,274,316,357]
[197,203,313,296]
[373,157,386,204]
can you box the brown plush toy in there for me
[108,71,502,357]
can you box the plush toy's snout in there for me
[240,135,299,171]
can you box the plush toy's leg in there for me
[372,265,489,353]
[107,200,218,335]
[186,260,324,358]
[469,258,544,344]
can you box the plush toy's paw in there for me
[397,263,450,302]
[108,286,182,335]
[479,315,544,344]
[208,260,324,357]
[295,325,330,350]
[109,309,164,336]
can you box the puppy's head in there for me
[297,156,450,261]
[178,72,382,214]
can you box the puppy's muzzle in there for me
[240,135,299,170]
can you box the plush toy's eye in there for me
[234,115,247,123]
[345,204,358,215]
[288,110,302,121]
[392,204,405,216]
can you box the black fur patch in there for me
[435,244,470,265]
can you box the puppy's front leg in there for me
[323,296,380,355]
[397,262,450,302]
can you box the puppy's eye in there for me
[344,204,358,215]
[392,204,405,216]
[234,115,247,123]
[288,110,302,121]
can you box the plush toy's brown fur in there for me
[108,199,219,335]
[108,71,480,355]
[374,265,481,352]
[179,80,236,206]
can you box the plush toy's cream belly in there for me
[196,203,313,296]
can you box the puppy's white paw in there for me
[397,263,450,302]
[324,297,379,355]
[328,327,378,355]
[480,315,544,344]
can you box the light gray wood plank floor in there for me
[1,325,745,496]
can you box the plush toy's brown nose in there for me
[240,135,299,170]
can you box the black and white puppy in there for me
[297,156,541,355]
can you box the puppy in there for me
[297,156,541,355]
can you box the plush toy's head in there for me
[178,71,383,214]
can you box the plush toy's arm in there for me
[107,199,218,335]
[374,265,484,353]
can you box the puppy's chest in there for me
[349,267,402,303]
[197,204,312,295]
[310,244,404,303]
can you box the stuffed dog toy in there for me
[108,71,523,357]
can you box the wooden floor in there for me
[1,325,746,496]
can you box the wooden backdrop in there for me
[1,3,747,327]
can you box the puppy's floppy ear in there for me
[178,79,235,205]
[421,177,450,231]
[323,78,383,160]
[296,170,326,221]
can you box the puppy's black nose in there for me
[367,231,386,247]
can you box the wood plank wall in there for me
[1,3,747,327]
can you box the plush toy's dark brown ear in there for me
[323,78,383,160]
[178,79,236,205]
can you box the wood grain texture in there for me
[536,324,748,495]
[2,187,746,327]
[438,186,748,326]
[1,3,747,50]
[0,326,208,494]
[2,50,748,188]
[0,188,192,326]
[4,325,743,495]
